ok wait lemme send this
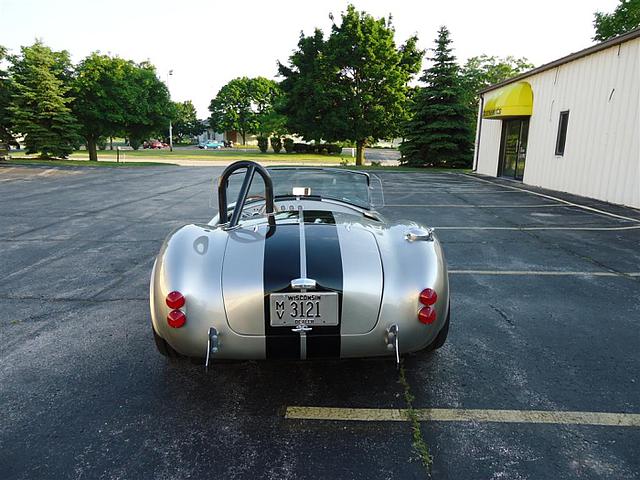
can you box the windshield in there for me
[219,167,384,210]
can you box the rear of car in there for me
[149,162,449,364]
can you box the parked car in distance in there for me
[144,140,168,149]
[199,140,224,149]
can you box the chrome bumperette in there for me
[405,227,435,242]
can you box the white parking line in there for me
[386,203,564,208]
[460,174,640,224]
[285,406,640,427]
[449,270,640,277]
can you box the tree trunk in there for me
[241,130,246,145]
[356,139,366,166]
[109,137,113,150]
[87,136,98,162]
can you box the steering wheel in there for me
[240,195,267,219]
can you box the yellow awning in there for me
[482,81,533,119]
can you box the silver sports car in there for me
[150,161,450,366]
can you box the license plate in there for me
[269,292,339,327]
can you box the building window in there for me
[555,110,569,156]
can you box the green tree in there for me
[459,55,533,138]
[73,54,173,157]
[0,45,17,150]
[171,100,205,143]
[73,53,134,161]
[208,76,280,145]
[123,61,173,149]
[400,26,472,168]
[593,0,640,41]
[278,29,331,144]
[8,41,81,158]
[279,5,422,165]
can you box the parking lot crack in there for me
[489,304,514,326]
[399,364,432,476]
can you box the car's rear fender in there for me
[340,223,449,357]
[150,224,267,359]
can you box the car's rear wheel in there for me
[152,327,181,358]
[426,303,450,352]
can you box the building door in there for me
[499,118,529,180]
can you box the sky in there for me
[0,0,619,117]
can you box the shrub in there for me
[257,136,269,153]
[270,136,282,153]
[293,142,310,153]
[283,138,294,153]
[326,144,343,154]
[129,137,141,150]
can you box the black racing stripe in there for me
[304,213,342,359]
[263,224,301,359]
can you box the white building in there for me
[474,28,639,209]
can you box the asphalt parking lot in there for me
[1,164,639,479]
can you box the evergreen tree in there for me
[400,27,472,168]
[0,45,17,150]
[9,42,81,158]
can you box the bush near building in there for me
[283,138,294,153]
[257,135,269,153]
[270,136,282,153]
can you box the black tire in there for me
[152,327,181,358]
[426,303,450,352]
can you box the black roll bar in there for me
[217,161,275,228]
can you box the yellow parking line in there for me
[285,406,640,427]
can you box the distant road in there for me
[178,145,402,165]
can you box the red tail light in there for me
[166,291,185,309]
[167,309,186,328]
[418,306,436,325]
[419,288,437,306]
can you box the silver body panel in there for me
[150,197,449,360]
[222,228,266,336]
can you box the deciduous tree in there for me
[73,54,172,157]
[593,0,640,41]
[9,41,81,158]
[459,55,533,139]
[277,29,331,143]
[279,5,422,165]
[171,100,205,142]
[73,54,134,161]
[400,27,471,168]
[208,77,280,145]
[123,62,173,149]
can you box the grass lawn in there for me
[6,149,471,173]
[5,158,175,168]
[335,165,472,173]
[67,148,344,163]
